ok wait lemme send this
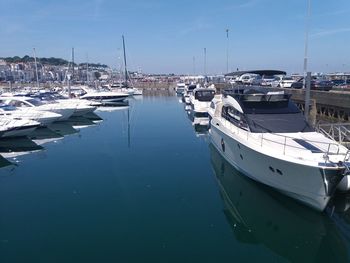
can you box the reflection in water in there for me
[0,115,103,167]
[29,127,64,146]
[96,101,130,112]
[209,144,349,263]
[47,122,78,136]
[0,137,43,160]
[83,112,104,121]
[0,154,13,168]
[65,116,98,129]
[185,107,210,136]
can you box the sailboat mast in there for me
[33,48,40,89]
[122,35,128,82]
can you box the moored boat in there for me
[209,87,350,211]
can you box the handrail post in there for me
[261,133,263,147]
[283,136,287,155]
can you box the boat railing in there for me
[222,118,349,161]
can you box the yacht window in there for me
[195,90,215,102]
[222,106,249,130]
[9,100,29,107]
[26,98,44,106]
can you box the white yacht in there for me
[0,104,62,126]
[183,84,198,104]
[209,88,350,211]
[110,85,143,96]
[175,83,186,95]
[32,92,97,117]
[0,117,40,138]
[80,86,129,105]
[189,84,216,113]
[0,96,76,121]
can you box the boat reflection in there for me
[83,112,103,121]
[95,101,129,112]
[65,116,98,129]
[0,137,43,160]
[0,154,14,168]
[47,122,78,136]
[28,127,64,146]
[209,144,348,263]
[185,108,210,136]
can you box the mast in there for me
[122,35,128,84]
[33,48,40,89]
[72,47,75,82]
[226,28,229,74]
[86,53,89,82]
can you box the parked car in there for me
[238,73,261,85]
[332,79,348,86]
[290,77,333,91]
[279,76,295,88]
[261,75,275,86]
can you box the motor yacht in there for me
[0,104,62,126]
[175,83,186,95]
[0,116,40,138]
[209,87,350,211]
[209,144,347,261]
[182,84,199,104]
[79,86,129,105]
[0,96,75,121]
[31,91,97,117]
[189,84,216,113]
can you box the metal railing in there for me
[221,118,349,162]
[316,122,350,147]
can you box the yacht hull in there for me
[210,124,344,211]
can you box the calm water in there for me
[0,92,350,263]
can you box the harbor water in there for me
[1,92,350,262]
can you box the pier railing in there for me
[316,122,350,147]
[221,118,350,162]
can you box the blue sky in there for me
[1,0,350,75]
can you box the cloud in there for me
[311,28,350,38]
[94,0,104,19]
[179,18,213,36]
[226,0,261,10]
[314,9,350,18]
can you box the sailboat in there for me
[110,36,142,96]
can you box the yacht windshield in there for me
[246,113,314,133]
[195,90,215,101]
[26,98,44,106]
[226,93,314,133]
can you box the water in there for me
[0,93,350,262]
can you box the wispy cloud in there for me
[314,9,350,18]
[226,0,261,10]
[93,0,104,20]
[311,27,350,38]
[179,18,213,36]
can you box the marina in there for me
[0,91,349,262]
[1,0,350,261]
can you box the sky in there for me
[0,0,350,75]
